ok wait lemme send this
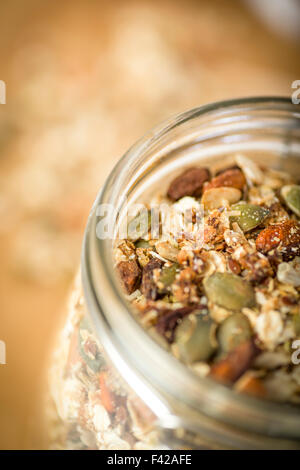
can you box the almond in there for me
[235,372,266,398]
[210,339,259,383]
[256,220,300,261]
[204,168,246,192]
[167,167,210,201]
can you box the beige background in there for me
[0,0,299,449]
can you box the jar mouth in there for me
[82,97,300,442]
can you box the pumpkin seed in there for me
[281,185,300,217]
[158,263,178,291]
[156,241,179,262]
[135,239,151,249]
[128,210,151,241]
[174,314,217,363]
[204,272,256,310]
[201,187,241,210]
[218,313,252,353]
[230,202,269,232]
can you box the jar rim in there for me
[82,96,300,443]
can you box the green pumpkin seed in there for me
[204,272,256,310]
[174,314,217,363]
[158,263,178,292]
[218,313,252,353]
[135,239,151,249]
[128,210,151,241]
[281,185,300,217]
[230,202,269,232]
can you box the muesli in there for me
[49,273,160,449]
[116,154,300,404]
[49,154,300,450]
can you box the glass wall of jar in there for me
[48,97,300,450]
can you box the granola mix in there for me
[116,154,300,404]
[49,274,160,450]
[49,154,300,450]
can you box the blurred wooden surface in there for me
[0,0,299,449]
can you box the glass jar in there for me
[48,97,300,450]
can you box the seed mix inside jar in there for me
[115,154,300,404]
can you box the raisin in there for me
[155,306,196,343]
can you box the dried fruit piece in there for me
[117,259,141,294]
[155,306,195,343]
[141,258,163,300]
[204,168,246,192]
[218,313,252,353]
[230,202,269,232]
[128,210,151,241]
[281,185,300,217]
[167,167,210,201]
[256,220,300,261]
[204,272,256,311]
[174,314,217,363]
[201,187,241,210]
[210,339,259,383]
